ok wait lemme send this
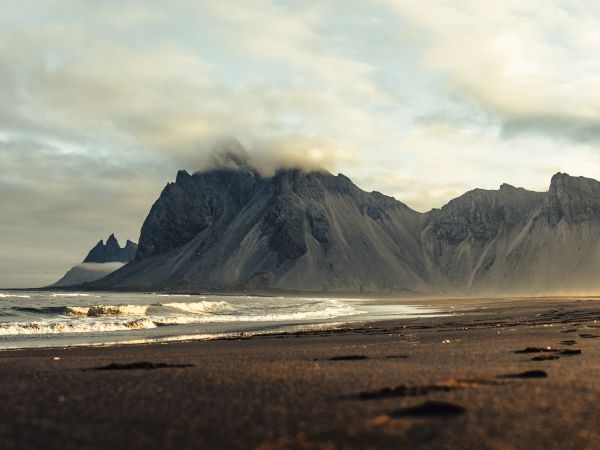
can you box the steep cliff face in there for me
[421,184,547,292]
[95,166,600,296]
[421,174,600,295]
[136,167,266,260]
[545,173,600,225]
[99,167,428,293]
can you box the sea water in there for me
[0,290,443,349]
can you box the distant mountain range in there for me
[91,154,600,296]
[53,235,137,287]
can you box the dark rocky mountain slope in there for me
[94,160,600,296]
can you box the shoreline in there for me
[3,292,600,351]
[8,285,600,302]
[3,296,600,449]
[0,320,367,352]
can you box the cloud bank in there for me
[386,0,600,142]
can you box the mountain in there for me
[417,173,600,295]
[99,164,427,293]
[83,234,137,263]
[94,160,600,296]
[52,235,137,287]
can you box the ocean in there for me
[0,290,443,349]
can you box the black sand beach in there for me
[2,297,600,449]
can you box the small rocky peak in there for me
[83,234,137,263]
[105,234,120,251]
[176,170,192,184]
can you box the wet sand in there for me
[2,297,600,449]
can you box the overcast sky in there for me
[3,0,600,288]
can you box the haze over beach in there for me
[3,1,600,450]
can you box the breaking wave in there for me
[163,301,230,314]
[65,305,149,317]
[0,294,32,299]
[0,318,156,335]
[12,304,149,317]
[0,294,361,337]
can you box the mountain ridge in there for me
[92,162,600,296]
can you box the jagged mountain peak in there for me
[83,234,138,263]
[134,165,415,263]
[96,171,600,295]
[105,233,120,251]
[102,161,427,293]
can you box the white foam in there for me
[154,300,358,325]
[51,293,91,297]
[158,294,196,298]
[0,317,156,335]
[65,305,148,317]
[0,294,31,299]
[0,297,361,337]
[163,301,230,314]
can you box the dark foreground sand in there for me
[3,297,600,450]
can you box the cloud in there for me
[0,0,394,175]
[198,136,359,176]
[385,0,600,142]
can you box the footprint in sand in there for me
[323,355,409,361]
[388,401,466,418]
[515,347,581,357]
[532,355,560,361]
[358,383,458,400]
[86,362,195,371]
[497,370,548,379]
[327,355,369,361]
[579,334,600,339]
[515,347,559,354]
[357,377,504,400]
[560,349,582,355]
